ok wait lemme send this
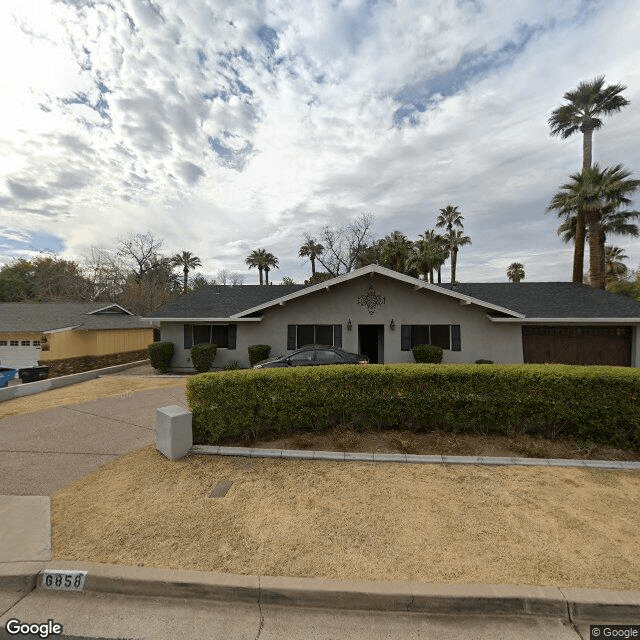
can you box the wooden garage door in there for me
[522,326,632,366]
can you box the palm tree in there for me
[407,235,448,284]
[436,204,465,233]
[171,250,202,294]
[298,237,324,277]
[548,163,640,289]
[263,252,279,285]
[380,231,413,272]
[507,262,525,283]
[549,76,629,283]
[446,229,471,285]
[245,248,267,285]
[436,206,470,284]
[605,245,629,283]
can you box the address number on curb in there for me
[41,570,87,592]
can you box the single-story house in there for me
[0,302,156,376]
[147,264,640,370]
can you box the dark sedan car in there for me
[253,345,369,368]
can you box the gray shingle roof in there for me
[147,285,306,318]
[0,303,153,332]
[436,282,640,318]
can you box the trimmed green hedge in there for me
[248,344,271,366]
[187,363,640,449]
[191,343,217,373]
[148,341,174,373]
[412,344,443,363]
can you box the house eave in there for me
[148,317,262,322]
[487,317,640,324]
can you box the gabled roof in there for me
[230,265,524,318]
[147,265,640,322]
[437,282,640,320]
[0,303,153,333]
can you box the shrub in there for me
[248,344,271,366]
[187,363,640,450]
[148,341,174,373]
[475,359,494,365]
[412,344,443,364]
[223,360,241,371]
[191,343,217,373]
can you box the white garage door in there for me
[0,341,41,369]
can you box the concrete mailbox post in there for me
[156,405,192,460]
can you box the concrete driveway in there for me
[0,385,187,496]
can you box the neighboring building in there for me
[0,303,155,376]
[147,265,640,370]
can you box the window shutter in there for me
[401,325,411,351]
[287,325,296,350]
[183,324,193,349]
[227,324,237,350]
[451,325,461,351]
[333,324,342,348]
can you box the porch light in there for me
[389,319,396,330]
[347,319,352,331]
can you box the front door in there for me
[358,324,384,364]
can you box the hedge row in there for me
[186,363,640,449]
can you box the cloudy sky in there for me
[1,0,639,284]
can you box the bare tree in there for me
[117,232,168,282]
[316,213,375,276]
[212,268,230,285]
[229,272,244,285]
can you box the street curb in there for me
[12,561,640,623]
[190,445,640,470]
[0,563,46,592]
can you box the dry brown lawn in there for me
[52,445,640,590]
[0,376,188,420]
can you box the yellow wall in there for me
[44,328,154,360]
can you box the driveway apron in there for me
[0,386,187,496]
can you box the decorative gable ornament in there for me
[357,285,385,315]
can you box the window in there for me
[315,349,342,364]
[0,340,7,346]
[288,325,343,349]
[183,324,236,350]
[33,340,41,347]
[21,340,31,347]
[289,350,315,365]
[401,325,461,351]
[10,341,19,347]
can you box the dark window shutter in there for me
[183,324,193,349]
[227,324,237,350]
[287,325,296,350]
[333,324,342,348]
[451,325,461,351]
[401,325,411,351]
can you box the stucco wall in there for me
[161,274,524,370]
[46,328,154,360]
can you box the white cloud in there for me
[0,0,639,286]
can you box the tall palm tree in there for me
[507,262,525,283]
[171,250,202,294]
[548,163,640,289]
[381,231,413,272]
[548,76,629,283]
[245,248,267,285]
[436,205,464,233]
[446,229,471,285]
[298,237,324,277]
[263,252,279,285]
[605,245,629,283]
